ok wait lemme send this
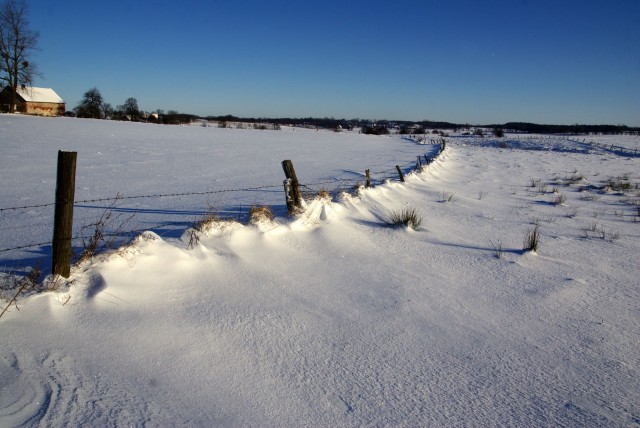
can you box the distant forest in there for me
[205,115,639,135]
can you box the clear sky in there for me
[27,0,640,125]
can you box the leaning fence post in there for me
[52,150,77,278]
[395,165,405,182]
[365,169,371,188]
[281,160,302,215]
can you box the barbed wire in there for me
[72,183,286,205]
[0,201,56,212]
[0,241,52,254]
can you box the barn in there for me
[0,86,66,116]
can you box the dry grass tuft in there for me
[386,208,423,229]
[523,225,540,252]
[249,205,275,223]
[317,188,331,199]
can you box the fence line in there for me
[1,142,446,268]
[564,137,639,156]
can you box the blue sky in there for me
[28,0,639,125]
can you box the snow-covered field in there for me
[1,115,639,426]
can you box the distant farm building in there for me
[0,86,66,116]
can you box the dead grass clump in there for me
[187,208,221,249]
[249,205,274,224]
[553,193,567,206]
[606,176,632,192]
[565,207,579,218]
[76,195,134,264]
[0,267,42,319]
[386,208,423,229]
[441,190,455,203]
[317,188,331,199]
[565,173,585,185]
[193,211,220,233]
[490,239,503,259]
[523,225,540,252]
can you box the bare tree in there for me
[74,87,104,119]
[122,97,140,120]
[0,0,40,113]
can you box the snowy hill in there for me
[1,115,639,426]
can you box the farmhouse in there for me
[0,86,66,116]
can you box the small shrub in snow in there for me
[77,195,133,263]
[523,226,540,252]
[537,183,550,195]
[187,207,222,249]
[558,171,585,186]
[441,190,455,203]
[553,193,567,206]
[580,193,599,202]
[0,267,42,319]
[193,211,220,232]
[249,205,274,224]
[490,239,503,259]
[565,207,579,218]
[317,188,331,199]
[605,176,632,192]
[608,229,621,242]
[386,208,423,229]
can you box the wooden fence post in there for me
[395,165,405,182]
[282,160,302,214]
[416,156,422,170]
[52,151,77,278]
[365,169,371,188]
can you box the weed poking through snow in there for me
[249,205,275,224]
[553,193,567,206]
[0,267,42,319]
[386,208,423,230]
[490,239,503,259]
[523,226,540,252]
[441,190,455,203]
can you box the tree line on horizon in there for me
[73,87,196,125]
[72,88,640,136]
